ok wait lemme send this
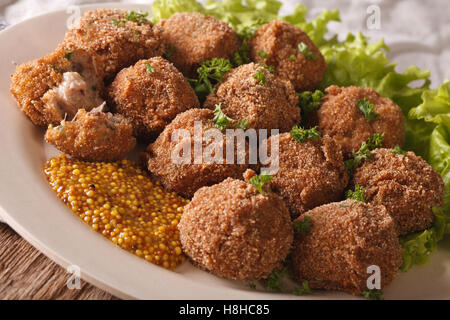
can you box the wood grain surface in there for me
[0,223,116,300]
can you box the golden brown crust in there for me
[204,63,300,132]
[159,12,241,77]
[10,46,71,126]
[249,20,327,92]
[291,200,402,295]
[178,177,293,280]
[264,133,348,218]
[145,108,249,198]
[109,57,200,139]
[64,9,165,79]
[311,85,405,159]
[44,108,136,162]
[352,148,445,235]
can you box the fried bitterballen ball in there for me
[249,20,327,92]
[352,148,445,235]
[204,63,300,132]
[45,104,136,162]
[144,108,249,198]
[311,85,405,159]
[64,9,164,80]
[158,12,241,77]
[10,45,104,126]
[291,200,402,295]
[178,171,293,280]
[262,132,348,218]
[109,57,200,139]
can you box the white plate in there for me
[0,2,449,300]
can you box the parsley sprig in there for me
[212,103,249,130]
[145,62,155,74]
[290,126,321,143]
[188,58,232,102]
[362,289,384,300]
[248,172,273,194]
[358,98,380,121]
[213,103,233,131]
[346,184,366,202]
[298,42,317,61]
[297,90,324,120]
[391,145,407,155]
[124,11,149,24]
[253,69,266,85]
[293,216,312,234]
[293,280,313,295]
[344,133,384,174]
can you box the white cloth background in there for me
[0,0,449,223]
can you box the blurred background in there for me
[0,0,449,87]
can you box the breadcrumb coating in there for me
[179,174,293,280]
[45,106,136,162]
[204,63,300,132]
[145,108,249,198]
[64,9,165,80]
[109,57,200,139]
[311,85,405,159]
[10,45,104,126]
[352,148,445,235]
[263,133,348,218]
[159,12,240,77]
[291,200,402,295]
[249,20,327,92]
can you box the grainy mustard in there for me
[43,154,189,270]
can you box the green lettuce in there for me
[150,0,450,271]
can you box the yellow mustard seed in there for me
[43,154,189,270]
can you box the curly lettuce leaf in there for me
[149,0,450,271]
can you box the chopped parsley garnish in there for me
[362,289,384,300]
[124,11,149,24]
[164,45,177,58]
[289,54,297,61]
[145,62,155,74]
[238,18,266,40]
[266,265,289,291]
[134,29,140,35]
[358,98,380,121]
[290,126,321,143]
[112,19,125,27]
[253,69,266,85]
[344,133,384,175]
[258,50,268,60]
[213,103,232,131]
[235,118,250,130]
[261,64,274,73]
[293,280,312,295]
[248,172,273,194]
[64,52,73,60]
[232,19,266,67]
[298,42,317,61]
[297,90,324,119]
[293,216,312,234]
[193,58,232,98]
[391,145,407,155]
[346,184,366,202]
[248,282,257,290]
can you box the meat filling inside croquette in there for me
[45,104,136,162]
[42,72,103,122]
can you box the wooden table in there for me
[0,223,116,300]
